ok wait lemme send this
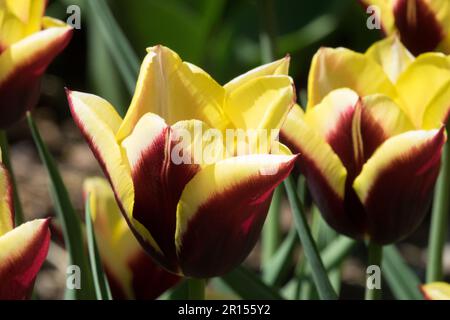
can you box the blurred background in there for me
[7,0,448,299]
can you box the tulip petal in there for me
[0,218,50,300]
[224,56,290,93]
[395,53,450,128]
[0,160,13,236]
[175,154,297,277]
[0,25,72,127]
[393,0,445,55]
[281,104,368,237]
[67,90,135,225]
[307,47,396,109]
[421,282,450,300]
[84,177,179,300]
[116,45,227,141]
[0,0,46,50]
[353,128,446,244]
[122,114,217,272]
[365,36,414,83]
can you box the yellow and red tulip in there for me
[0,148,51,299]
[68,45,297,278]
[281,89,445,244]
[360,0,450,55]
[84,177,180,300]
[307,36,450,130]
[421,282,450,300]
[0,0,73,128]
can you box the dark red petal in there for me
[394,0,444,55]
[131,127,200,272]
[364,128,445,244]
[177,158,296,278]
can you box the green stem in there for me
[262,186,281,278]
[427,141,450,283]
[284,176,337,300]
[258,0,277,63]
[365,241,383,300]
[0,130,24,225]
[188,278,206,300]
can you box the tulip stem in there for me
[427,141,450,283]
[365,241,383,300]
[284,176,338,300]
[0,130,24,225]
[188,278,206,300]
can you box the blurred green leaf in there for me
[85,196,112,300]
[383,245,423,300]
[220,267,283,300]
[264,226,297,287]
[27,113,95,300]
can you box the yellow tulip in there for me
[68,45,297,278]
[0,0,72,128]
[0,148,50,299]
[361,0,450,55]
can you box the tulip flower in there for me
[0,148,50,299]
[421,282,450,300]
[68,45,297,278]
[360,0,450,55]
[84,177,180,299]
[307,36,450,130]
[0,0,73,128]
[281,88,445,244]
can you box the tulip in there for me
[84,177,180,299]
[307,36,450,130]
[0,0,73,128]
[281,88,445,244]
[68,45,297,278]
[421,282,450,300]
[361,0,450,55]
[0,148,50,299]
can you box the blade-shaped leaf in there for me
[27,113,95,300]
[85,195,112,300]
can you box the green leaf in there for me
[264,226,297,287]
[159,280,189,300]
[284,176,338,300]
[383,245,423,300]
[219,267,283,300]
[86,0,139,99]
[262,186,282,280]
[27,113,95,300]
[85,196,112,300]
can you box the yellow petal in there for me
[361,94,414,136]
[365,36,414,83]
[116,45,227,141]
[224,75,295,154]
[307,47,396,109]
[281,104,347,199]
[395,53,450,128]
[224,56,290,93]
[0,0,46,48]
[84,177,139,299]
[422,282,450,300]
[0,160,13,236]
[67,90,135,221]
[0,25,72,84]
